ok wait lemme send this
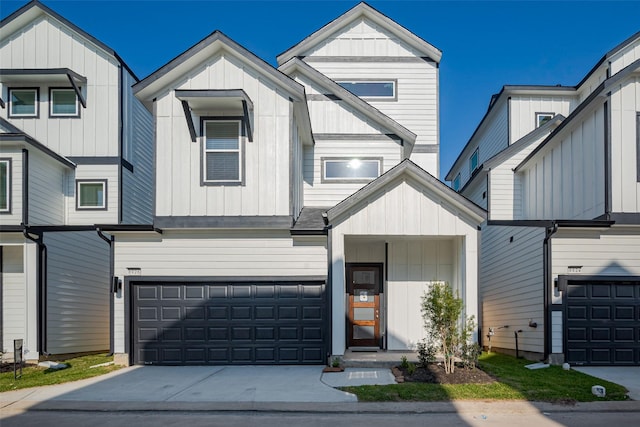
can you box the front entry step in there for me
[341,349,419,368]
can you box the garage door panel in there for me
[565,280,640,366]
[132,281,327,365]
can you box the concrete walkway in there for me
[321,368,396,387]
[573,366,640,400]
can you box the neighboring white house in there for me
[0,1,153,361]
[449,30,640,365]
[104,3,485,366]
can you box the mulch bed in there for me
[393,363,496,384]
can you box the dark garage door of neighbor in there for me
[131,280,328,365]
[565,279,640,365]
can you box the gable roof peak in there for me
[276,2,441,65]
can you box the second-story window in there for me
[203,120,242,183]
[536,112,554,127]
[337,81,396,99]
[76,180,107,210]
[452,173,461,192]
[0,159,10,213]
[469,149,479,174]
[322,158,381,182]
[50,88,79,117]
[9,88,38,118]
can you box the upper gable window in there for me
[536,112,554,127]
[77,180,107,210]
[9,88,38,118]
[452,173,461,192]
[469,149,479,174]
[337,81,396,99]
[203,120,242,184]
[322,158,381,182]
[50,88,79,117]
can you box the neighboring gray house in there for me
[103,3,485,366]
[448,30,640,365]
[0,1,153,361]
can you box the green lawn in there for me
[0,353,120,393]
[342,353,630,402]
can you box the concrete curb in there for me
[3,399,640,414]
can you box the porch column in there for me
[331,231,346,355]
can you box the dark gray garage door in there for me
[565,279,640,365]
[131,280,327,365]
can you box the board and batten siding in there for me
[520,105,605,220]
[552,228,640,280]
[44,231,110,354]
[27,150,66,225]
[386,239,457,350]
[112,231,328,353]
[303,137,402,207]
[0,148,23,225]
[154,52,292,217]
[1,245,25,355]
[0,14,120,156]
[509,95,576,143]
[122,69,154,224]
[66,164,118,225]
[609,36,640,75]
[609,76,640,213]
[480,225,545,354]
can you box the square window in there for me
[0,159,10,213]
[77,180,107,210]
[322,158,381,182]
[536,112,554,127]
[9,88,38,117]
[50,88,79,117]
[203,120,242,183]
[469,149,479,174]
[337,81,396,99]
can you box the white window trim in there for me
[336,80,397,100]
[202,119,243,185]
[321,157,382,183]
[536,112,554,128]
[8,88,39,118]
[50,88,79,117]
[0,158,10,213]
[76,180,107,210]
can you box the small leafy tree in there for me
[421,282,477,374]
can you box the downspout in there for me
[22,149,28,224]
[542,222,558,362]
[324,210,333,362]
[118,64,124,224]
[97,228,115,355]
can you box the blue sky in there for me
[2,0,639,179]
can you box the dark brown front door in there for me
[347,264,382,348]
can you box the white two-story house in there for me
[448,30,640,366]
[0,1,153,361]
[105,3,485,366]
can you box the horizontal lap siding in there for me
[0,15,120,156]
[2,245,25,354]
[45,231,110,354]
[480,225,545,353]
[155,53,291,217]
[303,138,401,207]
[28,150,66,225]
[462,175,486,210]
[609,77,640,213]
[113,231,327,353]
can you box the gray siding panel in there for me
[45,231,110,354]
[1,245,25,354]
[480,225,545,353]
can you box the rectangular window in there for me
[452,173,461,191]
[9,88,38,117]
[637,112,640,182]
[469,149,479,174]
[322,158,381,182]
[50,88,79,117]
[203,120,242,183]
[337,81,396,99]
[0,159,10,213]
[77,180,107,210]
[536,112,554,127]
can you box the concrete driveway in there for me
[1,365,357,405]
[573,366,640,400]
